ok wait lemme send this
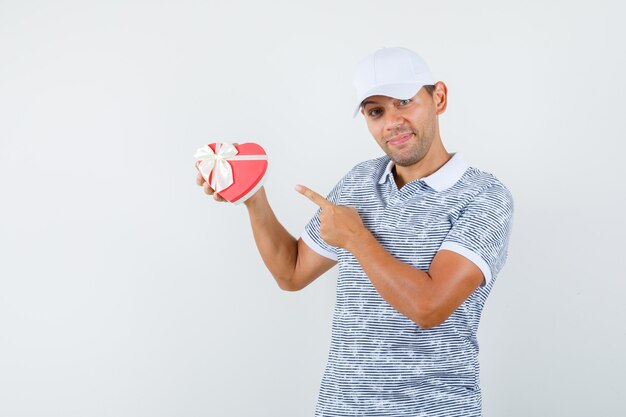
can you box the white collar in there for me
[377,153,469,192]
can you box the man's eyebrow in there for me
[361,100,380,108]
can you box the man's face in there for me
[361,85,442,167]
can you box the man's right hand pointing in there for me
[295,184,367,250]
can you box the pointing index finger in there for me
[295,184,333,209]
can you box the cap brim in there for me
[352,82,429,118]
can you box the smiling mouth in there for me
[387,133,413,146]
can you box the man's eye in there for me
[398,99,411,106]
[368,109,382,117]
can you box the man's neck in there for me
[393,146,451,189]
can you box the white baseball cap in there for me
[352,47,434,117]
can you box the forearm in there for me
[347,229,435,327]
[244,187,299,287]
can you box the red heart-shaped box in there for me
[196,142,269,205]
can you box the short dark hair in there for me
[423,85,435,94]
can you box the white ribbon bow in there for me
[194,143,268,193]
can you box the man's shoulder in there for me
[462,166,508,187]
[458,165,514,208]
[343,155,389,180]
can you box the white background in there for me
[1,1,624,416]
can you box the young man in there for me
[197,47,514,416]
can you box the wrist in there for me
[345,227,372,255]
[243,186,267,210]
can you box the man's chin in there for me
[391,153,425,167]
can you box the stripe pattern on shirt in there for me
[302,153,514,417]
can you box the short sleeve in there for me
[438,184,514,286]
[300,175,348,261]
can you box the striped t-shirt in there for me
[302,153,514,417]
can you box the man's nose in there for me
[384,107,405,131]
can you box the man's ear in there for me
[433,81,448,115]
